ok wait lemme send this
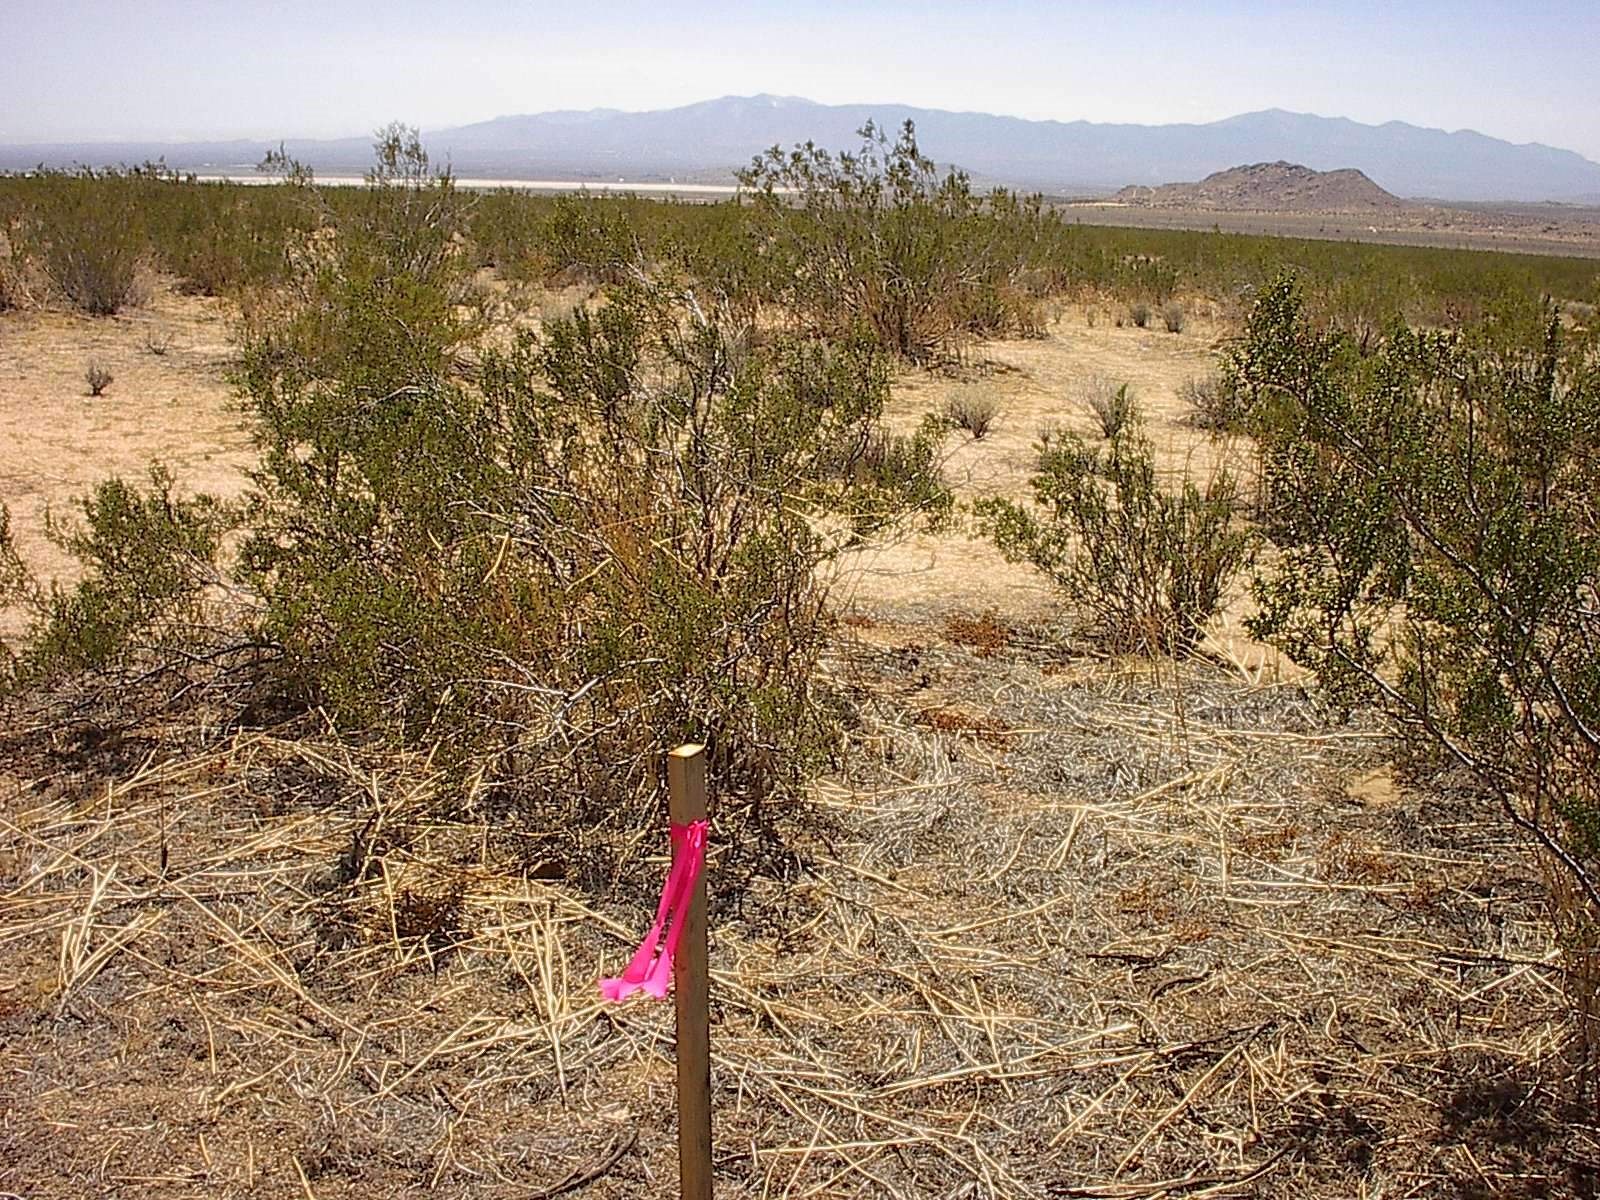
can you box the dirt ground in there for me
[3,281,1597,1198]
[0,278,252,603]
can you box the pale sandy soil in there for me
[0,280,252,605]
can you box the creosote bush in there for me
[979,417,1251,654]
[1129,301,1151,328]
[1235,273,1600,1088]
[22,465,234,682]
[737,120,1062,361]
[240,271,947,885]
[21,167,149,315]
[1162,300,1185,333]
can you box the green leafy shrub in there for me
[240,229,947,884]
[737,120,1055,361]
[536,193,641,283]
[979,418,1251,653]
[1236,272,1600,1084]
[23,465,233,682]
[0,504,33,687]
[22,167,149,315]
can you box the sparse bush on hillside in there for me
[1082,374,1140,438]
[979,417,1251,654]
[1162,300,1185,333]
[1129,301,1151,328]
[1236,272,1600,1088]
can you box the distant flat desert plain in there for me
[1057,199,1600,259]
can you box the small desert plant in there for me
[84,361,113,396]
[144,328,171,356]
[1129,302,1151,328]
[1162,300,1185,333]
[979,417,1250,654]
[24,465,234,682]
[944,393,1000,439]
[1082,374,1139,438]
[1181,372,1247,432]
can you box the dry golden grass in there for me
[3,637,1595,1197]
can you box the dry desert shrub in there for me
[943,392,1000,439]
[1080,372,1140,438]
[83,360,113,397]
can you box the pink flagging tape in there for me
[600,819,709,1002]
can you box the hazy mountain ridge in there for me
[4,95,1599,203]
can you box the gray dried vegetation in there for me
[3,625,1594,1199]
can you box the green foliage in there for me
[980,419,1251,653]
[737,120,1060,360]
[537,193,641,283]
[239,125,478,400]
[0,504,33,687]
[1237,273,1600,1073]
[18,167,150,315]
[25,465,232,680]
[239,254,948,881]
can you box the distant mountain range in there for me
[5,95,1599,204]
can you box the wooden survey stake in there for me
[668,744,712,1199]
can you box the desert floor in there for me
[1,281,1592,1199]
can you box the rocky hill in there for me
[1115,161,1407,212]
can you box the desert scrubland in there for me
[2,127,1599,1197]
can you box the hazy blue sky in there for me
[6,0,1599,161]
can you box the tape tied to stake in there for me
[599,819,709,1002]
